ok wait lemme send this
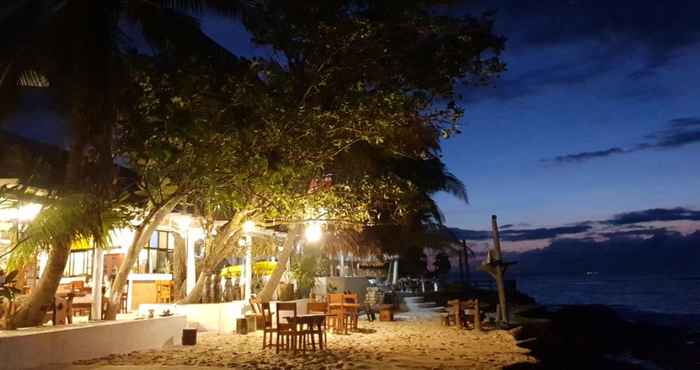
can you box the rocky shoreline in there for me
[511,304,700,370]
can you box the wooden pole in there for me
[491,215,508,324]
[474,299,481,332]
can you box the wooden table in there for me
[285,313,333,352]
[328,303,360,334]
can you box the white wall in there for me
[0,315,185,370]
[139,299,309,334]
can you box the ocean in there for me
[515,274,700,330]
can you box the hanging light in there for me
[17,203,42,222]
[174,214,192,231]
[242,220,256,234]
[305,222,322,242]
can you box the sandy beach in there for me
[74,316,535,369]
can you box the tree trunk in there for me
[179,269,208,304]
[172,232,187,301]
[257,225,301,303]
[103,194,184,320]
[9,239,71,327]
[178,213,245,304]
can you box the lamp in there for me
[242,220,255,234]
[17,203,41,222]
[174,214,192,231]
[305,222,322,242]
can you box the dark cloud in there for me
[600,227,669,239]
[547,147,626,164]
[669,117,700,129]
[459,1,700,102]
[543,116,700,164]
[510,231,700,275]
[451,224,591,242]
[607,207,700,225]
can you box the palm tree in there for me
[0,0,244,327]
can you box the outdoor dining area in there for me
[249,292,363,354]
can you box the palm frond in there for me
[7,194,129,269]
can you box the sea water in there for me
[515,274,700,329]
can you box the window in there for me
[133,230,174,274]
[65,249,93,277]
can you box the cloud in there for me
[543,116,700,164]
[451,224,591,242]
[458,0,700,102]
[669,117,700,129]
[606,207,700,225]
[453,207,700,254]
[547,147,626,164]
[509,230,700,275]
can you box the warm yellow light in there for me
[174,214,192,231]
[18,203,42,222]
[242,220,256,234]
[305,222,322,242]
[238,238,247,247]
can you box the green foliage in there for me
[7,194,131,270]
[0,270,21,302]
[291,255,320,298]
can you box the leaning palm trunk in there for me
[257,225,302,303]
[9,239,71,327]
[104,194,184,320]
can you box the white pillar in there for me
[392,257,399,285]
[91,248,104,320]
[339,252,345,277]
[185,230,196,294]
[243,235,253,301]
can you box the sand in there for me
[74,316,536,369]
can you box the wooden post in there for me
[474,299,481,332]
[491,215,508,325]
[91,247,104,321]
[462,240,471,285]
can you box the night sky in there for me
[430,1,700,233]
[200,2,700,240]
[4,1,700,253]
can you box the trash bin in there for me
[182,328,197,345]
[236,317,248,334]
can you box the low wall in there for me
[313,277,370,304]
[139,299,308,334]
[0,315,185,370]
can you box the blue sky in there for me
[431,0,700,230]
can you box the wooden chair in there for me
[459,299,482,330]
[344,293,359,331]
[155,280,173,303]
[307,301,328,314]
[275,302,303,353]
[248,296,265,330]
[307,301,330,346]
[261,302,277,350]
[120,292,128,313]
[444,299,460,326]
[327,293,344,332]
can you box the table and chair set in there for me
[250,293,362,354]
